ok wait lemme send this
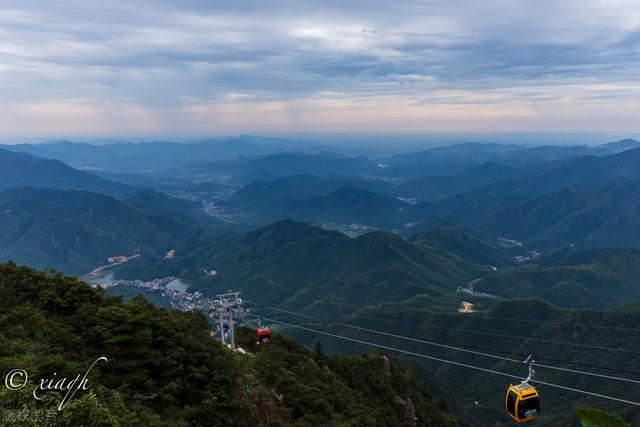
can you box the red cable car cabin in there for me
[256,327,272,344]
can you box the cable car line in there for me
[248,302,640,375]
[339,323,640,384]
[246,302,640,379]
[251,296,640,333]
[256,304,315,319]
[246,301,640,355]
[247,314,640,407]
[338,314,640,355]
[346,327,640,377]
[248,303,640,383]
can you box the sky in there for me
[0,0,639,140]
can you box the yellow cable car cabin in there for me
[505,383,540,423]
[505,355,540,423]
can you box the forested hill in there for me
[0,262,457,426]
[0,147,129,196]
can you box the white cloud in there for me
[0,0,638,137]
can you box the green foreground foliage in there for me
[0,262,456,426]
[576,407,630,427]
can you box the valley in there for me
[4,3,639,425]
[2,137,640,426]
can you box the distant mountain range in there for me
[0,147,129,196]
[379,141,625,179]
[3,136,296,171]
[225,174,394,213]
[178,151,382,184]
[4,137,638,183]
[424,180,640,251]
[4,136,640,282]
[216,148,640,252]
[287,186,408,227]
[2,135,374,172]
[393,162,518,200]
[3,136,640,426]
[467,146,640,198]
[226,183,407,227]
[186,141,640,231]
[384,143,639,200]
[0,187,213,274]
[598,138,640,153]
[175,220,489,306]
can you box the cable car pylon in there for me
[208,291,244,350]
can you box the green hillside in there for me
[185,220,488,307]
[225,175,394,217]
[0,188,211,275]
[410,227,516,268]
[0,262,457,426]
[422,181,640,252]
[576,407,631,427]
[471,247,640,308]
[262,297,640,426]
[287,186,409,227]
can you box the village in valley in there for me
[81,252,218,311]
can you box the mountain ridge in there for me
[0,147,129,196]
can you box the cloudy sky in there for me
[0,0,639,139]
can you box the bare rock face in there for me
[395,396,417,426]
[379,355,391,369]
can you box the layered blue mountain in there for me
[3,136,377,173]
[0,147,128,196]
[417,180,640,251]
[5,138,638,192]
[597,138,640,153]
[0,187,212,275]
[379,142,615,179]
[3,136,297,171]
[224,175,395,221]
[179,151,381,184]
[468,146,640,198]
[394,162,517,200]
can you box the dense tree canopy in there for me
[0,262,455,426]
